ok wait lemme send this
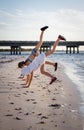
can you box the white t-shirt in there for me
[21,52,46,76]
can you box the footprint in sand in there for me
[32,102,37,104]
[15,108,22,111]
[23,92,28,95]
[42,87,46,89]
[47,90,51,93]
[14,94,20,97]
[41,116,48,119]
[55,124,57,127]
[24,112,29,115]
[26,99,30,101]
[37,121,45,124]
[10,102,14,105]
[31,99,35,101]
[26,99,35,102]
[26,91,29,93]
[37,113,42,116]
[30,91,34,93]
[5,114,13,117]
[49,104,61,109]
[62,121,65,123]
[28,126,32,130]
[52,98,56,101]
[15,117,22,120]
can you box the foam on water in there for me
[48,52,84,116]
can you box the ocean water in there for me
[48,52,84,90]
[0,51,84,115]
[48,52,84,116]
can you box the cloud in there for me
[0,10,15,18]
[0,22,10,29]
[0,9,84,40]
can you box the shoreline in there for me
[60,63,84,115]
[60,62,84,118]
[0,58,83,130]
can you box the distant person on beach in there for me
[20,32,66,87]
[18,26,58,86]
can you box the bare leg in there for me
[25,30,45,64]
[45,61,55,66]
[35,31,44,50]
[40,63,57,84]
[40,64,57,84]
[40,64,54,78]
[26,75,31,85]
[35,26,48,50]
[45,35,66,57]
[40,35,66,84]
[40,39,59,77]
[27,72,33,87]
[45,38,60,57]
[40,61,58,78]
[45,61,58,71]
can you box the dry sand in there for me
[0,57,83,130]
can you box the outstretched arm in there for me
[26,74,30,85]
[27,71,34,87]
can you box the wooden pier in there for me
[0,41,84,54]
[10,46,21,55]
[66,46,79,54]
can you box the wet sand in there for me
[0,57,83,130]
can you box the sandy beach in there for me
[0,57,83,130]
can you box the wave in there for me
[75,61,84,69]
[0,55,19,63]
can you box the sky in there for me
[0,0,84,42]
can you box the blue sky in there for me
[0,0,84,41]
